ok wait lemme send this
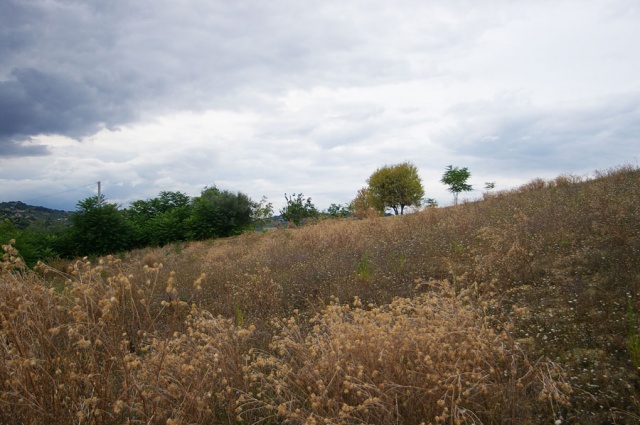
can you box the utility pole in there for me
[97,181,101,207]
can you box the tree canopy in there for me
[189,186,254,240]
[441,165,473,205]
[58,196,133,257]
[366,162,424,215]
[127,191,192,247]
[280,193,319,226]
[350,187,384,219]
[18,186,272,259]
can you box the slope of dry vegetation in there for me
[1,165,639,424]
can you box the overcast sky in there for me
[1,0,639,212]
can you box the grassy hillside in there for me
[1,165,639,424]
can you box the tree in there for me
[58,196,133,257]
[441,165,473,205]
[126,191,192,247]
[424,198,439,208]
[0,220,43,266]
[366,162,424,215]
[325,203,351,218]
[189,186,254,240]
[280,193,319,226]
[350,187,384,219]
[250,196,274,230]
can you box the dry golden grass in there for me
[1,164,639,423]
[240,283,570,424]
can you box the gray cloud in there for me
[0,0,495,157]
[0,68,137,154]
[0,0,638,210]
[0,139,49,157]
[435,92,640,177]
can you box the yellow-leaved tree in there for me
[366,161,424,215]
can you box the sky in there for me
[1,0,639,213]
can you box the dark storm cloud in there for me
[0,68,137,155]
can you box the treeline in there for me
[2,161,475,265]
[0,187,357,265]
[1,187,277,264]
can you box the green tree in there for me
[280,193,319,226]
[250,196,274,230]
[367,162,424,215]
[325,203,351,218]
[58,196,133,257]
[1,215,67,266]
[0,220,40,266]
[126,191,191,247]
[441,165,473,205]
[424,198,439,208]
[189,186,254,240]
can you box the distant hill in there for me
[0,201,71,230]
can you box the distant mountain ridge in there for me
[0,201,71,229]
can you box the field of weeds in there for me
[1,165,639,424]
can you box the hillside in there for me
[1,165,639,424]
[0,201,70,229]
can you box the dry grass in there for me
[240,283,570,424]
[1,164,639,423]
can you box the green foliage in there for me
[4,188,267,262]
[367,162,424,215]
[354,254,375,282]
[250,196,274,230]
[58,196,134,257]
[127,191,192,247]
[0,220,46,266]
[129,191,191,217]
[280,193,319,226]
[0,207,68,266]
[325,203,351,218]
[0,201,70,230]
[441,165,473,205]
[424,198,439,208]
[189,186,254,240]
[0,219,18,246]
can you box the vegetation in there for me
[1,165,639,423]
[441,165,473,205]
[189,187,254,240]
[0,219,59,266]
[324,202,351,218]
[57,196,134,257]
[350,186,384,219]
[250,196,275,230]
[1,186,272,261]
[366,161,425,215]
[280,193,319,225]
[0,201,69,230]
[126,190,192,247]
